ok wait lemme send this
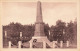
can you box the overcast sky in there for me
[1,2,77,26]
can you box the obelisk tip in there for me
[37,1,41,3]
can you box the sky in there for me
[1,2,77,26]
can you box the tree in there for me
[73,20,77,45]
[66,21,75,44]
[44,23,50,38]
[50,25,57,41]
[66,20,77,45]
[3,22,35,43]
[50,20,66,42]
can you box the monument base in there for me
[29,36,53,48]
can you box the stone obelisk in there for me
[29,1,53,48]
[34,1,45,36]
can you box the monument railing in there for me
[4,31,69,48]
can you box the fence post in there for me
[43,41,46,48]
[9,41,11,48]
[5,31,7,37]
[60,41,63,48]
[53,41,57,48]
[20,32,22,37]
[18,41,22,48]
[66,41,69,47]
[29,41,32,48]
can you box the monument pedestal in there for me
[29,36,53,48]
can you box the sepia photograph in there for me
[0,0,80,51]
